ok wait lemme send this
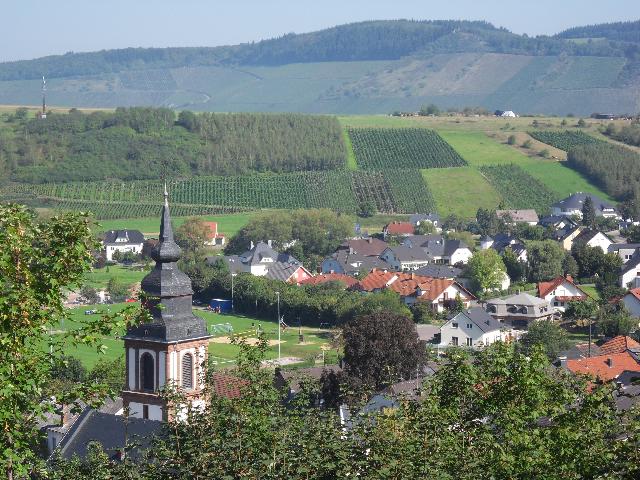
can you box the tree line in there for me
[1,107,346,183]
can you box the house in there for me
[380,246,431,271]
[566,351,640,383]
[496,209,539,226]
[356,270,475,311]
[501,110,517,118]
[572,229,613,253]
[622,288,640,317]
[383,221,415,239]
[538,215,579,230]
[102,230,144,261]
[402,235,473,265]
[298,273,360,289]
[202,221,225,246]
[608,243,640,263]
[413,264,463,279]
[558,226,585,251]
[409,213,441,231]
[537,275,589,312]
[551,193,619,219]
[219,241,312,284]
[321,250,392,276]
[619,252,640,288]
[336,237,389,257]
[485,292,553,329]
[415,324,440,343]
[599,335,640,355]
[440,308,510,348]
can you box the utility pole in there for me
[276,291,281,362]
[231,272,235,313]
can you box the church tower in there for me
[121,185,210,421]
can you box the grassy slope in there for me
[96,212,256,237]
[84,265,148,290]
[49,305,338,368]
[343,128,358,171]
[422,167,501,217]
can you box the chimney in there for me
[606,357,613,368]
[368,237,373,244]
[58,405,70,427]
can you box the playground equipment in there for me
[209,323,233,335]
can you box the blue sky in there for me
[1,0,639,62]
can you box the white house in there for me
[537,275,588,312]
[379,246,430,271]
[102,230,144,261]
[608,243,640,264]
[572,229,613,253]
[551,193,619,219]
[622,288,640,318]
[413,278,476,312]
[440,308,510,349]
[620,254,640,289]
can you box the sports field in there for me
[47,304,339,368]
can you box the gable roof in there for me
[416,278,475,302]
[357,269,398,291]
[211,372,249,399]
[621,251,640,275]
[103,230,144,245]
[599,336,640,355]
[413,264,462,279]
[487,291,549,307]
[608,243,640,253]
[202,221,225,239]
[496,209,539,223]
[573,229,611,246]
[58,410,162,460]
[552,192,616,214]
[338,238,389,257]
[299,273,359,288]
[384,222,415,235]
[625,288,640,303]
[566,351,640,382]
[265,262,311,283]
[325,250,392,275]
[383,245,431,262]
[238,242,300,266]
[448,307,503,333]
[537,275,587,299]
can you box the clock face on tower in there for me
[121,185,210,421]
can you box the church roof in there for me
[125,185,209,343]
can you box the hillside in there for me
[0,20,638,115]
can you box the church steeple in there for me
[121,185,210,421]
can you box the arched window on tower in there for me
[140,353,155,392]
[182,353,193,390]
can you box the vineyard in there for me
[1,168,435,217]
[348,128,467,170]
[528,130,602,151]
[478,164,560,214]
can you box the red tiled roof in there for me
[566,351,640,382]
[537,275,586,299]
[299,273,359,288]
[627,288,640,302]
[599,335,640,355]
[384,222,415,235]
[357,269,398,292]
[211,372,248,399]
[203,221,225,239]
[415,278,476,302]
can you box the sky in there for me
[1,0,639,62]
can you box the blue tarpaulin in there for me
[209,298,232,313]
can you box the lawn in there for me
[422,167,502,217]
[517,162,613,201]
[437,130,536,166]
[84,265,149,290]
[48,305,339,369]
[96,211,256,237]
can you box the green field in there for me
[84,265,149,290]
[343,128,358,171]
[48,304,339,368]
[96,212,256,237]
[422,167,502,217]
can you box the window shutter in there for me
[182,353,193,389]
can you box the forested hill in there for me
[0,19,636,82]
[557,20,640,43]
[0,19,639,115]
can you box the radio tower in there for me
[40,76,47,119]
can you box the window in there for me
[182,353,193,390]
[466,338,473,346]
[452,322,459,328]
[466,323,473,329]
[142,405,149,420]
[451,336,459,346]
[554,301,558,306]
[140,353,155,392]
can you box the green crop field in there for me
[422,167,502,217]
[438,131,533,166]
[46,305,339,368]
[84,265,149,290]
[348,128,466,170]
[528,130,603,151]
[478,165,559,213]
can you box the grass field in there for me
[343,128,358,171]
[84,265,149,290]
[96,212,256,237]
[422,167,501,217]
[48,304,339,368]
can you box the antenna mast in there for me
[40,76,47,119]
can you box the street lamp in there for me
[276,291,281,362]
[230,272,236,313]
